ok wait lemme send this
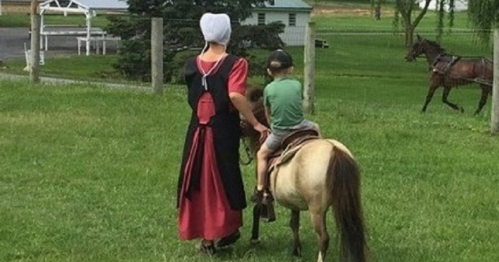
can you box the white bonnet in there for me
[199,13,232,46]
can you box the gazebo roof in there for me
[40,0,128,14]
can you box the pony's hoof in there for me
[249,238,260,245]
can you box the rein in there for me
[240,137,254,165]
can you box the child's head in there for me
[266,49,294,77]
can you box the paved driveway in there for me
[0,27,119,61]
[0,28,30,60]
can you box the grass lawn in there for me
[0,13,111,28]
[1,5,499,262]
[1,53,499,262]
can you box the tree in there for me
[372,0,456,46]
[106,0,285,83]
[467,1,499,134]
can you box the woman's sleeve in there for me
[228,58,249,95]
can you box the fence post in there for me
[491,29,499,135]
[30,0,41,83]
[151,17,164,95]
[303,22,316,114]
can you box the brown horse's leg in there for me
[474,85,491,115]
[422,79,440,113]
[289,210,302,257]
[310,210,329,262]
[442,86,464,113]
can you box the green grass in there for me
[311,4,473,32]
[1,6,499,262]
[0,13,111,28]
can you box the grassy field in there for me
[1,5,499,262]
[0,13,110,28]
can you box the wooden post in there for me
[303,22,316,114]
[30,0,41,83]
[151,17,164,95]
[491,29,499,135]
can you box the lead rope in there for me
[240,138,254,165]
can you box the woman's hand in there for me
[253,123,270,143]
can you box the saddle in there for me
[267,128,320,174]
[432,54,461,74]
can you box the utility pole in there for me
[491,29,499,134]
[303,22,316,114]
[151,17,164,95]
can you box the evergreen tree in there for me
[106,0,285,82]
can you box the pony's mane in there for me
[246,85,264,102]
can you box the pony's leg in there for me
[250,204,261,244]
[289,210,302,257]
[474,85,490,115]
[310,210,329,262]
[442,86,464,113]
[422,80,440,112]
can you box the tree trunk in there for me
[404,25,414,47]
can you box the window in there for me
[288,13,296,27]
[257,13,266,25]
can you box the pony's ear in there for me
[417,34,422,41]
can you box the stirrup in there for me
[250,188,264,204]
[260,201,276,222]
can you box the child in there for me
[251,49,319,206]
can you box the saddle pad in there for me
[268,136,319,173]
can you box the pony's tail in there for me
[328,146,367,262]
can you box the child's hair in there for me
[266,49,293,75]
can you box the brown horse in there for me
[241,87,368,262]
[405,35,493,115]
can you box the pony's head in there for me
[240,85,268,153]
[405,35,445,62]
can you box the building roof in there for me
[74,0,127,10]
[255,0,312,12]
[40,0,128,13]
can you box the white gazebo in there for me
[39,0,128,55]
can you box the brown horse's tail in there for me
[328,146,367,262]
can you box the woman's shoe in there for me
[198,241,216,255]
[216,230,241,248]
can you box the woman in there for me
[176,13,268,253]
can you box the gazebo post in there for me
[85,12,92,56]
[39,8,45,49]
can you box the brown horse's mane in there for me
[422,38,446,54]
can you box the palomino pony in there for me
[405,35,493,115]
[241,87,367,262]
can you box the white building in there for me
[241,0,313,46]
[419,0,468,12]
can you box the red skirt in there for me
[178,95,242,241]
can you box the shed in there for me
[419,0,468,12]
[39,0,128,55]
[240,0,313,46]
